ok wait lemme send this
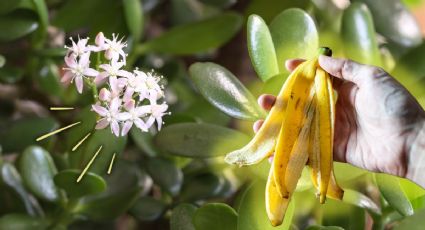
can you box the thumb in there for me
[318,55,374,86]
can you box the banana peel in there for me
[224,47,344,226]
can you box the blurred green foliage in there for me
[0,0,425,229]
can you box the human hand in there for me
[254,56,425,184]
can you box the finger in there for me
[253,120,264,133]
[258,94,276,110]
[318,55,373,86]
[285,59,305,72]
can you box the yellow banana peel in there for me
[224,47,344,226]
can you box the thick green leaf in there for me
[375,173,413,216]
[130,196,167,221]
[400,177,425,203]
[200,0,236,8]
[0,117,58,153]
[52,0,126,36]
[53,169,106,198]
[78,187,142,220]
[0,11,38,42]
[0,0,22,14]
[245,0,309,23]
[141,12,242,55]
[247,14,279,82]
[269,8,318,73]
[0,163,39,216]
[391,42,425,104]
[353,0,422,47]
[37,60,63,97]
[130,127,159,157]
[146,157,183,196]
[180,173,224,202]
[236,180,295,230]
[306,226,344,230]
[0,214,47,230]
[67,107,127,175]
[193,203,237,230]
[341,2,382,66]
[189,62,266,120]
[19,146,59,202]
[342,189,381,215]
[123,0,143,42]
[0,66,24,84]
[170,203,197,230]
[411,194,425,210]
[155,123,250,158]
[394,208,425,230]
[0,55,5,68]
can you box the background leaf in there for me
[192,203,237,230]
[375,173,413,216]
[170,203,197,230]
[140,12,242,55]
[189,62,266,120]
[155,123,250,158]
[145,157,183,196]
[0,214,47,230]
[0,10,38,42]
[53,169,106,198]
[19,146,59,202]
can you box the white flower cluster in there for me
[62,32,169,137]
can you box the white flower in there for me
[123,72,143,102]
[92,98,124,137]
[134,70,164,100]
[95,32,127,62]
[62,52,98,93]
[140,92,169,131]
[95,59,132,84]
[65,37,92,57]
[118,100,150,136]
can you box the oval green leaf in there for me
[193,203,237,230]
[394,208,425,230]
[19,146,59,202]
[146,157,183,197]
[375,173,413,216]
[123,0,143,42]
[53,169,106,198]
[0,163,39,216]
[342,189,381,215]
[170,203,197,230]
[247,14,279,82]
[0,0,22,14]
[130,196,168,221]
[189,62,266,120]
[236,180,295,230]
[0,117,58,153]
[180,173,224,202]
[341,2,382,66]
[155,123,250,158]
[0,214,47,230]
[141,12,242,55]
[306,226,345,230]
[0,11,38,42]
[352,0,422,47]
[269,8,318,73]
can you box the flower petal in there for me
[145,116,155,128]
[134,118,148,132]
[118,70,132,78]
[156,117,163,130]
[64,55,76,67]
[84,68,99,77]
[121,121,133,136]
[79,52,91,66]
[123,88,134,102]
[99,88,111,101]
[124,99,135,111]
[95,72,109,84]
[92,104,108,116]
[61,71,73,83]
[135,105,150,116]
[75,76,83,93]
[111,120,120,137]
[95,118,109,129]
[117,112,131,121]
[110,97,121,112]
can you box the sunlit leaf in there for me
[375,173,413,216]
[54,169,106,198]
[341,2,382,66]
[123,0,144,42]
[269,8,318,73]
[342,189,381,215]
[394,208,425,230]
[247,14,279,82]
[352,0,422,47]
[141,12,242,55]
[236,180,295,230]
[19,146,59,202]
[189,62,266,120]
[193,203,237,230]
[155,123,250,158]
